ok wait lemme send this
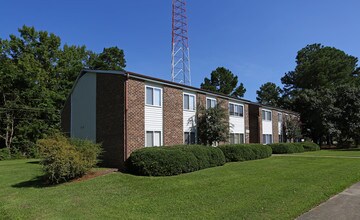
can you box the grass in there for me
[1,151,360,219]
[297,148,360,157]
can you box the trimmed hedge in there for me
[300,142,320,151]
[269,143,305,154]
[126,145,225,176]
[219,144,272,162]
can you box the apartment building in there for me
[61,70,298,168]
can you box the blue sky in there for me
[1,0,360,101]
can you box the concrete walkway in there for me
[297,182,360,220]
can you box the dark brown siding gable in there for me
[163,86,183,145]
[249,104,260,143]
[96,74,125,169]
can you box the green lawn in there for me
[298,149,360,157]
[1,151,360,219]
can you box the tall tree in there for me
[0,26,126,155]
[256,82,282,107]
[281,43,359,145]
[200,67,246,98]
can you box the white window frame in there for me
[183,93,196,111]
[145,85,162,107]
[145,131,162,147]
[229,133,245,144]
[262,109,272,121]
[229,102,244,117]
[206,97,217,109]
[278,112,283,123]
[262,134,273,144]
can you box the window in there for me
[146,86,161,106]
[184,94,195,111]
[279,134,284,143]
[229,103,244,117]
[184,132,196,144]
[262,134,273,144]
[229,133,244,144]
[278,113,283,123]
[146,131,161,147]
[206,98,217,109]
[262,110,272,121]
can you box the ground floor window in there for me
[263,134,273,144]
[229,133,244,144]
[184,132,196,144]
[279,134,284,143]
[146,131,161,147]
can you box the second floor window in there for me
[278,113,283,123]
[229,103,244,117]
[184,94,195,111]
[262,110,272,121]
[206,98,217,109]
[146,86,161,107]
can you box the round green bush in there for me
[300,142,320,151]
[126,145,226,176]
[219,144,272,162]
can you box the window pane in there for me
[190,132,196,144]
[262,134,266,144]
[184,132,189,144]
[278,113,282,122]
[267,112,272,121]
[262,110,265,120]
[240,134,244,144]
[240,106,244,116]
[154,131,161,146]
[212,100,217,108]
[230,133,234,144]
[207,99,211,109]
[189,95,194,110]
[154,89,161,106]
[234,134,239,144]
[184,94,189,110]
[146,131,153,147]
[146,87,153,105]
[229,104,234,115]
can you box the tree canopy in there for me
[0,25,126,155]
[200,67,246,98]
[256,82,282,107]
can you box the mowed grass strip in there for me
[297,149,360,157]
[1,153,360,219]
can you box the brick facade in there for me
[96,74,125,168]
[272,110,279,143]
[126,78,145,158]
[163,86,183,145]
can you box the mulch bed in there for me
[70,168,118,183]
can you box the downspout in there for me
[124,72,130,165]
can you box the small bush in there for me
[269,143,304,154]
[0,148,11,160]
[299,142,320,151]
[219,144,272,162]
[126,145,225,176]
[37,134,102,184]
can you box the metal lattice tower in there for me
[171,0,191,85]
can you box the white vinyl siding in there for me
[145,84,163,146]
[278,112,283,135]
[206,97,217,109]
[71,73,96,142]
[183,92,196,143]
[229,102,245,138]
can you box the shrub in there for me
[126,145,225,176]
[299,142,320,151]
[37,134,102,184]
[219,144,272,162]
[269,143,304,154]
[0,148,11,160]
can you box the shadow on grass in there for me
[27,161,40,164]
[11,175,51,188]
[331,148,360,152]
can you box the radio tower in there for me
[171,0,191,85]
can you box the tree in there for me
[256,82,282,107]
[0,26,126,155]
[197,102,229,145]
[281,44,359,144]
[90,46,126,71]
[200,67,246,98]
[284,116,302,142]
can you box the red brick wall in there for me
[272,110,279,143]
[163,86,183,145]
[126,78,145,158]
[244,104,250,143]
